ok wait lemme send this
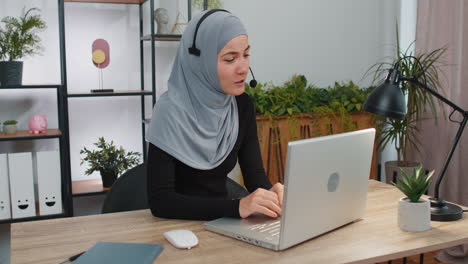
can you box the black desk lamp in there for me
[363,59,467,222]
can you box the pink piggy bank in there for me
[29,115,48,134]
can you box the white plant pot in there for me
[3,124,17,134]
[398,197,431,232]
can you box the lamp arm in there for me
[401,76,468,199]
[401,76,465,113]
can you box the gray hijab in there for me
[146,10,247,170]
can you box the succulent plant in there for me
[392,164,434,202]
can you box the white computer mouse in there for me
[164,229,199,249]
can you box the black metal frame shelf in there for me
[67,90,153,97]
[0,212,66,224]
[0,0,73,224]
[141,34,182,41]
[63,0,194,197]
[72,179,109,197]
[1,0,205,218]
[64,0,145,4]
[73,190,108,197]
[0,129,62,141]
[0,84,62,89]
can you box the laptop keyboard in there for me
[248,220,281,237]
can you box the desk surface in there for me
[11,180,468,264]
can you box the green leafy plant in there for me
[3,120,17,125]
[392,164,434,202]
[245,74,374,117]
[192,0,223,10]
[0,7,46,61]
[367,27,447,166]
[80,137,141,177]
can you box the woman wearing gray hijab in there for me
[146,10,283,220]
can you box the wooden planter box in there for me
[256,112,377,184]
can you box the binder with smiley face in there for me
[8,152,36,219]
[35,151,62,216]
[0,154,11,220]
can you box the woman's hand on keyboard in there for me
[239,188,281,218]
[269,183,284,207]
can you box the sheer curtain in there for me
[412,0,468,262]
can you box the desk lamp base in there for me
[430,198,463,221]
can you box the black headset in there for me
[188,9,258,88]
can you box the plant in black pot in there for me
[80,137,142,188]
[366,29,446,183]
[0,7,46,87]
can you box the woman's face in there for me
[217,35,250,96]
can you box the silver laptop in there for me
[204,128,375,251]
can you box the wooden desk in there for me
[11,180,468,264]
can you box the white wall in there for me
[2,0,411,182]
[224,0,399,87]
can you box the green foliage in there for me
[366,26,447,165]
[80,137,141,177]
[3,120,17,125]
[192,0,223,10]
[392,164,434,202]
[244,74,374,117]
[0,7,46,61]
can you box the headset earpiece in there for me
[188,9,229,56]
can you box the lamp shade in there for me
[363,79,407,120]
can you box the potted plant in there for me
[3,120,18,134]
[367,30,447,183]
[245,75,377,183]
[393,164,434,232]
[80,137,142,188]
[0,7,46,86]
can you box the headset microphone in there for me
[249,67,257,88]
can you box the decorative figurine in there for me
[29,114,47,134]
[91,39,112,93]
[154,8,170,35]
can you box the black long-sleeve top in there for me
[147,93,272,220]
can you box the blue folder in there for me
[74,241,163,264]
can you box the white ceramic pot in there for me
[398,197,431,232]
[3,124,17,134]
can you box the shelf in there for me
[67,90,152,97]
[0,129,62,141]
[0,212,66,224]
[64,0,146,4]
[0,200,65,224]
[141,34,182,41]
[72,179,109,197]
[0,84,62,89]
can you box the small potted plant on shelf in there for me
[80,137,142,188]
[3,120,18,134]
[0,7,46,86]
[393,164,434,232]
